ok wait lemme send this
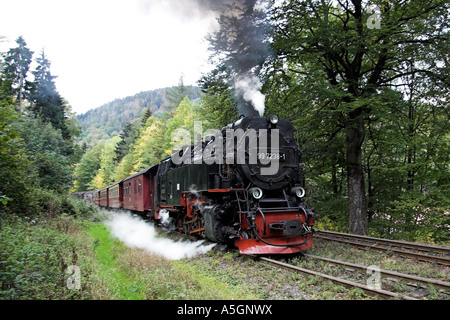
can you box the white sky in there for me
[0,0,218,115]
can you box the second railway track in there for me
[315,230,450,266]
[304,254,450,292]
[246,231,449,300]
[257,256,420,300]
[248,252,449,300]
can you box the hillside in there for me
[76,88,168,147]
[76,86,202,147]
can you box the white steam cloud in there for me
[106,211,215,260]
[234,75,266,117]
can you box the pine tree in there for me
[165,76,198,113]
[114,121,139,163]
[29,50,69,139]
[3,36,33,111]
[140,108,152,127]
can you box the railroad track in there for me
[256,256,420,300]
[304,254,450,292]
[315,230,450,266]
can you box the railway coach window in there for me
[138,179,142,195]
[125,182,132,196]
[110,185,119,198]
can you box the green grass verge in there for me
[1,211,259,300]
[87,223,147,299]
[87,221,257,299]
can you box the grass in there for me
[172,258,260,299]
[87,223,147,299]
[1,209,260,300]
[87,221,259,300]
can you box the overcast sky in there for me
[0,0,218,115]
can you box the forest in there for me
[75,86,202,148]
[1,0,449,248]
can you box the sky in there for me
[0,0,218,115]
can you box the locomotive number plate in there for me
[257,152,286,161]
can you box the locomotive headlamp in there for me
[292,187,306,198]
[267,114,279,125]
[250,187,263,199]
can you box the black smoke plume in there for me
[142,0,272,117]
[202,1,271,73]
[204,0,272,117]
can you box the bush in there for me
[0,215,93,299]
[370,186,450,243]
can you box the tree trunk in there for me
[346,109,368,235]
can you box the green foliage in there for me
[90,137,121,189]
[373,185,450,243]
[2,36,33,109]
[131,117,168,172]
[198,64,238,130]
[113,150,137,182]
[165,76,202,113]
[0,36,82,216]
[17,115,74,192]
[164,97,196,148]
[140,108,152,127]
[197,89,237,131]
[0,193,107,300]
[0,100,32,214]
[114,121,140,163]
[262,0,450,239]
[76,87,201,148]
[72,144,105,191]
[0,212,93,299]
[28,50,70,139]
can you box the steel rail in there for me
[256,256,419,300]
[317,230,450,255]
[316,231,450,266]
[304,254,450,292]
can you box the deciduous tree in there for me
[267,0,449,234]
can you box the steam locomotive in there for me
[77,114,315,254]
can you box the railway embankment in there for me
[0,202,253,300]
[1,199,448,300]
